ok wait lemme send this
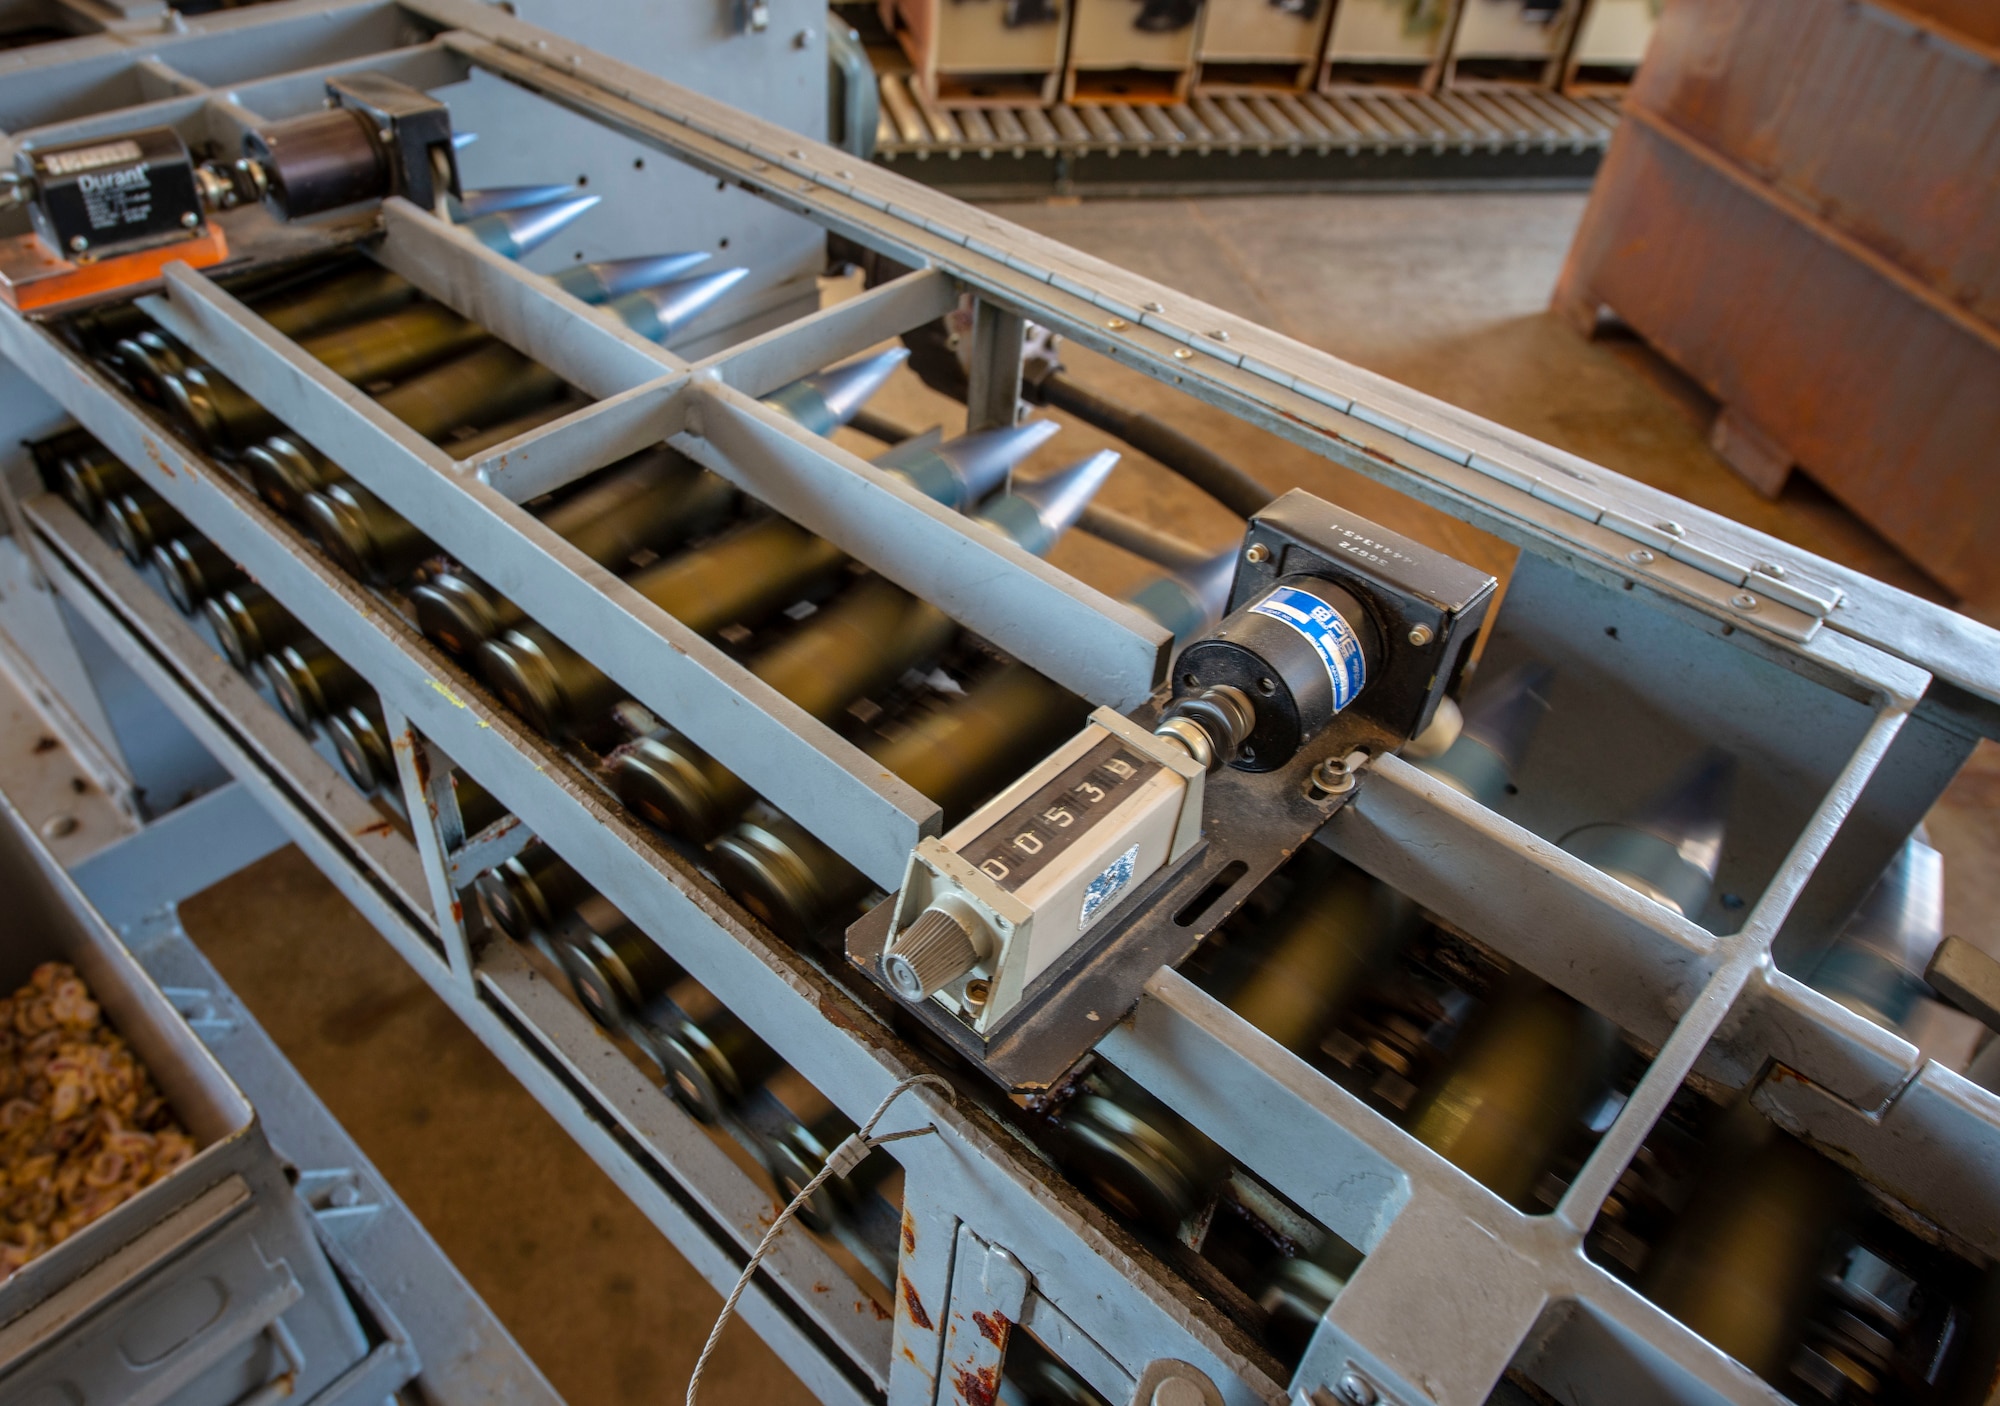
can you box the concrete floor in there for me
[177,189,1998,1405]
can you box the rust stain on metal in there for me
[354,819,395,838]
[140,437,174,477]
[866,1298,891,1321]
[899,1275,932,1330]
[952,1364,1000,1406]
[902,1212,917,1254]
[972,1309,1009,1346]
[31,736,58,754]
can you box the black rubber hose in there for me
[1034,373,1275,519]
[845,408,916,446]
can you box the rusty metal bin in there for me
[0,788,369,1405]
[1553,0,2000,609]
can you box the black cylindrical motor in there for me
[244,108,390,221]
[1166,577,1383,772]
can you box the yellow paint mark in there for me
[429,679,469,709]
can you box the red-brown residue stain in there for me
[32,736,59,754]
[868,1299,891,1322]
[354,819,395,838]
[952,1364,1000,1406]
[902,1213,917,1254]
[142,438,175,477]
[812,1282,829,1294]
[972,1310,1009,1347]
[450,898,464,925]
[900,1276,932,1331]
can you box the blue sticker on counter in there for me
[1250,586,1367,711]
[1079,844,1139,931]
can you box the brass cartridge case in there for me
[152,535,242,615]
[57,446,138,524]
[706,803,874,945]
[1640,1106,1855,1384]
[704,665,1084,943]
[869,663,1086,826]
[256,264,418,341]
[651,989,784,1126]
[244,435,345,516]
[441,397,580,459]
[617,576,958,841]
[164,366,282,454]
[297,301,488,387]
[1054,1067,1230,1237]
[103,491,187,566]
[266,642,366,729]
[374,342,567,443]
[555,921,684,1039]
[203,583,304,671]
[1220,859,1416,1056]
[474,841,592,947]
[753,1085,893,1236]
[409,450,736,654]
[326,699,392,793]
[479,517,847,739]
[1406,979,1618,1210]
[301,480,437,586]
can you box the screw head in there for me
[1145,300,1165,313]
[1407,624,1433,647]
[1209,329,1230,342]
[1173,347,1194,360]
[180,210,200,228]
[1627,548,1654,565]
[1105,317,1129,331]
[1657,520,1686,538]
[1754,561,1787,580]
[68,235,88,252]
[1337,1370,1378,1406]
[1245,543,1271,564]
[1731,592,1760,611]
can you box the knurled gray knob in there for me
[883,907,979,1002]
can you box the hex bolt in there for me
[1408,624,1433,646]
[1627,548,1655,565]
[1337,1370,1378,1406]
[1245,543,1271,564]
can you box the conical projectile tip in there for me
[937,416,1063,502]
[450,184,582,221]
[1008,448,1121,535]
[803,347,910,426]
[470,192,602,258]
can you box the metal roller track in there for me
[0,5,1995,1406]
[872,75,1620,198]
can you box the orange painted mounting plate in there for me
[0,224,229,316]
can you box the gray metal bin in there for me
[0,788,370,1406]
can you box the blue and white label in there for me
[1079,844,1139,931]
[1250,586,1367,711]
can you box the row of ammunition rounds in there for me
[34,431,515,832]
[74,186,746,464]
[470,850,898,1253]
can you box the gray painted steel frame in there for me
[0,5,1994,1406]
